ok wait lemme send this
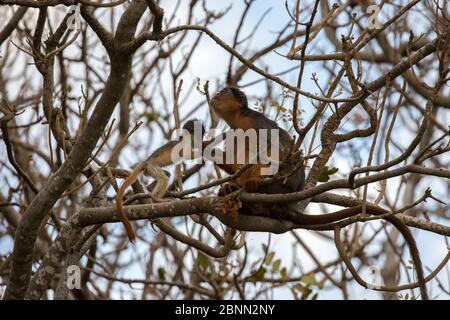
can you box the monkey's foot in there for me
[218,182,241,196]
[149,194,168,203]
[215,195,242,222]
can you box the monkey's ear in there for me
[228,87,248,109]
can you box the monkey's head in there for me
[182,119,205,137]
[210,86,248,117]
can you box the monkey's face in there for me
[211,87,247,116]
[183,119,205,137]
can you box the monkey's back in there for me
[229,108,305,193]
[146,140,180,168]
[238,108,294,156]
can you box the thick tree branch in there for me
[3,0,148,300]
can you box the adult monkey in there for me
[116,119,205,242]
[209,86,428,300]
[209,86,305,195]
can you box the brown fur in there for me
[210,86,304,193]
[210,87,428,299]
[116,120,204,242]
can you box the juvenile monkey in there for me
[209,86,428,299]
[116,119,205,242]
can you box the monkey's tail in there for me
[286,202,428,299]
[116,167,142,243]
[285,202,363,225]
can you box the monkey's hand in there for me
[149,194,168,203]
[218,182,241,196]
[215,187,242,222]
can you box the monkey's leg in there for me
[236,164,264,193]
[143,163,169,201]
[217,164,265,196]
[218,182,241,196]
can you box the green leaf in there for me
[318,166,339,182]
[318,171,329,182]
[272,259,281,273]
[327,167,339,175]
[157,267,166,280]
[270,101,284,112]
[302,273,317,286]
[216,274,226,284]
[197,253,209,271]
[290,287,299,300]
[280,267,287,281]
[255,267,266,279]
[145,112,157,123]
[264,252,275,266]
[250,267,267,283]
[292,283,312,299]
[301,287,313,300]
[292,283,304,291]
